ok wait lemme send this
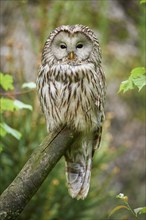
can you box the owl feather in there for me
[37,25,106,200]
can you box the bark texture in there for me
[0,127,74,220]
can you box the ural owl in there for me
[37,25,106,200]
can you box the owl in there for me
[37,25,106,200]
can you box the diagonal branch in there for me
[0,127,74,220]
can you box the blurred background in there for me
[0,0,145,219]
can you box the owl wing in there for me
[92,65,106,155]
[92,120,103,156]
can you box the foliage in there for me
[0,73,33,141]
[140,0,146,4]
[109,193,146,219]
[0,122,22,140]
[0,73,14,90]
[22,82,36,89]
[116,41,145,219]
[119,67,146,93]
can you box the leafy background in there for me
[0,0,145,219]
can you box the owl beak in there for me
[68,51,75,60]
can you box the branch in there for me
[0,127,74,220]
[0,89,35,99]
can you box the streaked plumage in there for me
[37,25,106,199]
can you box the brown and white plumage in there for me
[37,25,106,199]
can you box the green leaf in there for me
[133,75,146,91]
[140,207,146,214]
[119,67,146,93]
[134,207,146,215]
[0,98,15,112]
[140,0,146,4]
[0,98,32,112]
[0,122,22,140]
[109,205,129,217]
[0,123,7,137]
[14,100,33,111]
[131,67,146,78]
[118,79,134,93]
[22,82,36,89]
[0,73,14,91]
[0,98,33,112]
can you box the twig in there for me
[0,89,35,98]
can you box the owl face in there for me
[42,25,101,67]
[51,31,93,63]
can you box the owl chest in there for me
[50,79,94,109]
[47,78,97,129]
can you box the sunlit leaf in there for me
[119,67,146,93]
[22,82,36,89]
[140,207,146,214]
[1,98,33,112]
[0,98,15,112]
[0,122,22,140]
[0,123,7,137]
[14,100,33,111]
[140,0,146,4]
[109,205,129,217]
[134,207,146,215]
[131,67,146,78]
[0,73,14,91]
[133,75,146,91]
[118,79,134,93]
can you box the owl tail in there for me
[65,141,92,200]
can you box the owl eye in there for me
[60,44,67,49]
[76,43,83,49]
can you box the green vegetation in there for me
[140,0,146,4]
[119,67,146,93]
[109,193,146,219]
[0,0,145,219]
[0,73,33,141]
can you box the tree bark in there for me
[0,127,74,220]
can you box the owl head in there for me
[42,25,101,66]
